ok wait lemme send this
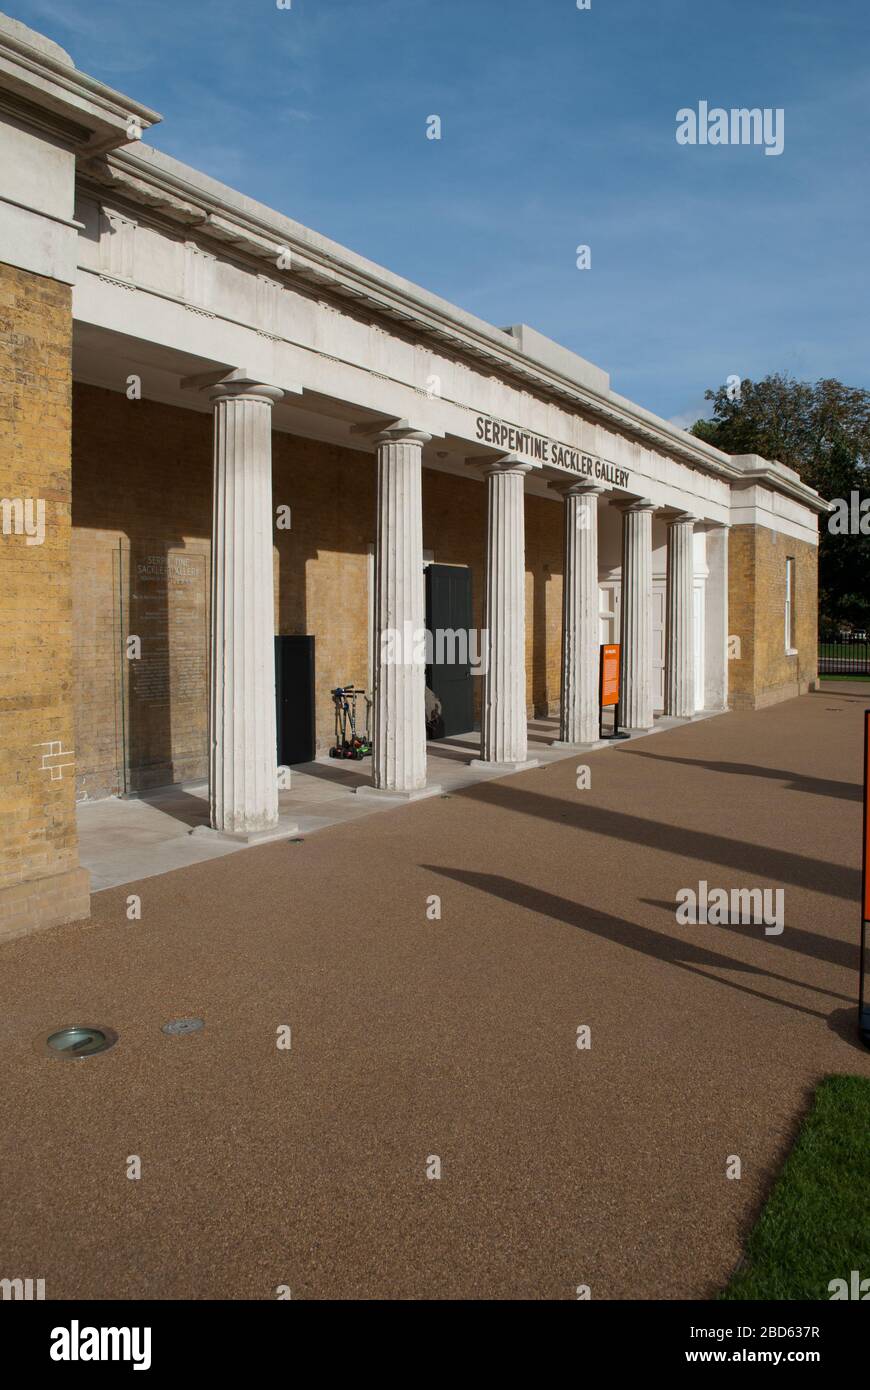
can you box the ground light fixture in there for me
[44,1026,118,1059]
[860,709,870,1049]
[161,1018,204,1036]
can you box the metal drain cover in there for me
[162,1017,204,1036]
[46,1026,117,1059]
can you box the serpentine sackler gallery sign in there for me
[474,415,630,489]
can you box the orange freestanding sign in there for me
[600,644,620,708]
[598,643,629,740]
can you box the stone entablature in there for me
[75,169,732,521]
[67,144,828,538]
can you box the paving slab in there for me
[77,714,720,892]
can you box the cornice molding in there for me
[0,17,160,152]
[730,463,830,514]
[83,150,739,474]
[74,144,827,515]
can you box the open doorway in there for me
[425,563,474,738]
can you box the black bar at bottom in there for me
[6,1298,865,1372]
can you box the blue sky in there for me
[15,0,869,424]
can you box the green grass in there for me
[720,1076,870,1301]
[820,673,870,682]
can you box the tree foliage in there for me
[690,373,870,628]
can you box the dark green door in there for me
[425,564,474,738]
[275,635,315,764]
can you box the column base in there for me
[551,738,598,749]
[191,822,299,846]
[468,757,540,772]
[353,784,443,802]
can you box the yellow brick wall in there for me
[0,261,89,939]
[72,385,214,796]
[728,524,818,709]
[70,385,567,797]
[274,428,374,757]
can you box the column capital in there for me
[209,378,284,406]
[180,366,296,403]
[374,419,432,447]
[482,453,537,478]
[664,510,699,527]
[548,478,606,498]
[612,496,657,514]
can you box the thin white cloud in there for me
[668,401,713,431]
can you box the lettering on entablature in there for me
[474,415,630,489]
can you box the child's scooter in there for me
[329,686,372,760]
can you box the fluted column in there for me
[704,524,729,712]
[665,513,697,718]
[371,422,432,793]
[474,456,536,767]
[209,380,282,833]
[554,481,604,746]
[617,499,656,731]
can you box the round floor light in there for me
[46,1026,117,1059]
[161,1017,204,1036]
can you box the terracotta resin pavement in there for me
[1,683,868,1300]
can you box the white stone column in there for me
[664,513,697,718]
[209,379,282,835]
[617,499,656,731]
[473,456,538,768]
[704,524,729,712]
[365,421,439,798]
[553,481,605,745]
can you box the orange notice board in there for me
[600,644,620,709]
[864,711,870,921]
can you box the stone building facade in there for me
[0,16,828,940]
